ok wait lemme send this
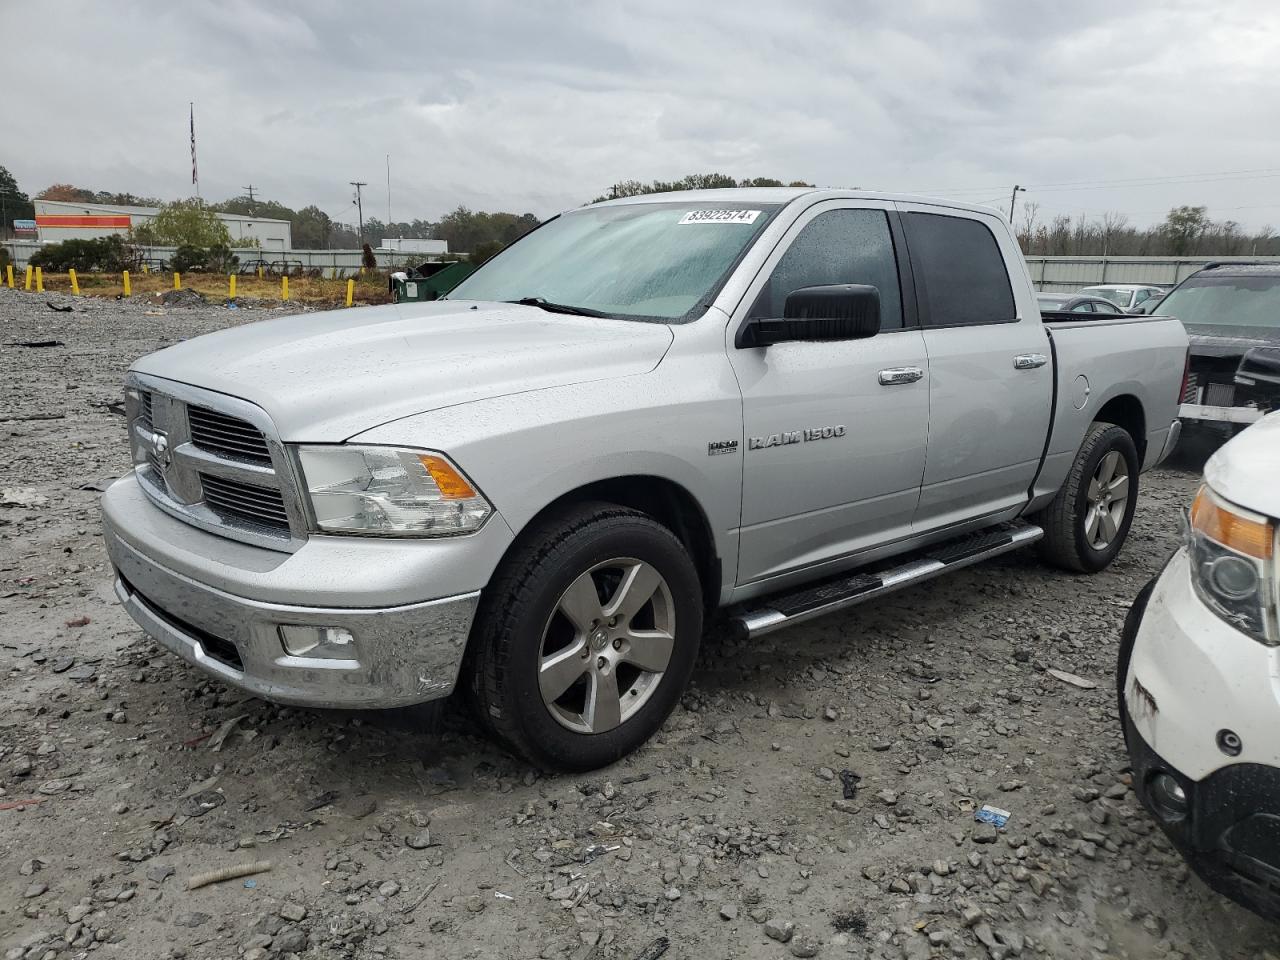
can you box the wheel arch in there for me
[1094,393,1147,464]
[508,475,721,615]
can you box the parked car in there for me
[1079,284,1168,312]
[1131,292,1167,315]
[101,188,1189,770]
[1120,411,1280,920]
[1036,293,1126,314]
[1154,262,1280,433]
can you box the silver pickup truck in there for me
[102,188,1189,770]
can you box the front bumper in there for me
[102,472,512,709]
[1125,715,1280,921]
[1121,552,1280,920]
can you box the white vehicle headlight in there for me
[296,446,491,537]
[1187,484,1277,645]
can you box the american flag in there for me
[189,103,198,187]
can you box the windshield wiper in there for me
[506,296,608,318]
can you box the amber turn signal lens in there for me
[419,455,478,500]
[1191,486,1274,560]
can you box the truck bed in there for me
[1029,312,1187,509]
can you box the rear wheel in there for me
[468,502,702,771]
[1037,422,1140,573]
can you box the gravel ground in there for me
[1,285,1277,960]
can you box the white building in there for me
[378,238,448,255]
[33,199,292,251]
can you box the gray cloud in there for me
[7,0,1280,228]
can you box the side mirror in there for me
[741,284,881,347]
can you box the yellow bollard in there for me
[258,265,263,280]
[35,267,44,292]
[174,272,181,291]
[281,275,289,301]
[229,274,237,299]
[24,265,33,290]
[69,269,80,295]
[5,264,12,288]
[122,270,132,297]
[141,262,148,275]
[345,278,354,307]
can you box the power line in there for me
[917,166,1280,196]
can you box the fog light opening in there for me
[1148,771,1189,821]
[278,625,357,659]
[1217,729,1243,757]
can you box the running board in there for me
[731,521,1044,638]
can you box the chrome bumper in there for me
[1156,419,1182,464]
[1179,403,1264,425]
[102,475,488,709]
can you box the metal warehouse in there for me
[33,198,292,250]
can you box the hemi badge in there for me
[707,439,739,456]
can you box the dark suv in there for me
[1156,263,1280,434]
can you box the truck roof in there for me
[590,187,1007,218]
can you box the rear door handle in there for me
[1013,354,1048,370]
[878,367,924,385]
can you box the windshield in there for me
[444,201,780,321]
[1156,275,1280,331]
[1081,287,1130,307]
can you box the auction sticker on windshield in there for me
[678,209,762,225]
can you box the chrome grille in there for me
[1206,382,1236,407]
[200,473,290,531]
[188,405,272,464]
[128,377,302,551]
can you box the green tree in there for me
[130,198,232,248]
[591,173,811,203]
[293,205,334,248]
[0,165,35,232]
[1161,206,1209,256]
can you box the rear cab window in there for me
[901,212,1016,327]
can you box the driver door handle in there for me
[1014,353,1048,370]
[878,367,924,386]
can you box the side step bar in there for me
[731,521,1044,638]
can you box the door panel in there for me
[733,331,930,582]
[915,321,1051,527]
[728,202,930,585]
[897,207,1053,530]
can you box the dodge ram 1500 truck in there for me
[101,188,1190,770]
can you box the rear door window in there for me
[748,208,904,329]
[903,212,1016,327]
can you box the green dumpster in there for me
[389,261,476,303]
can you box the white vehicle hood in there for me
[132,300,674,440]
[1205,410,1280,519]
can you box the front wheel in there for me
[1036,422,1140,573]
[468,502,702,771]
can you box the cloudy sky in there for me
[7,0,1280,229]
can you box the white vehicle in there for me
[1079,284,1167,312]
[1120,411,1280,920]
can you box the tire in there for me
[468,501,702,771]
[1036,422,1140,573]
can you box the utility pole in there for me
[350,181,367,244]
[1009,184,1026,224]
[241,184,257,214]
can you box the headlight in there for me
[1188,484,1277,644]
[296,445,492,537]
